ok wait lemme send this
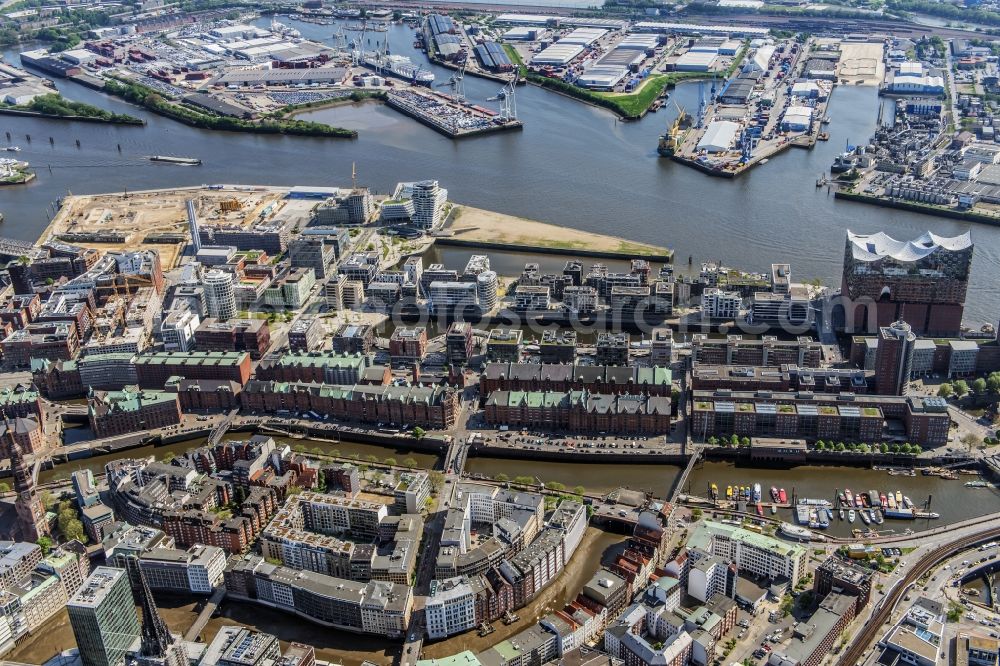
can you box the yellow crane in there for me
[657,100,690,158]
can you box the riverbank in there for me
[443,205,673,260]
[102,77,357,138]
[0,107,145,125]
[835,190,1000,226]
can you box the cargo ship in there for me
[359,51,434,85]
[149,155,201,165]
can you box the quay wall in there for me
[835,191,1000,227]
[434,236,673,262]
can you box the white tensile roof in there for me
[847,230,973,262]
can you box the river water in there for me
[2,18,1000,325]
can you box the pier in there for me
[385,88,522,139]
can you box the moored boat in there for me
[752,483,762,503]
[779,523,812,541]
[770,486,780,502]
[848,509,856,523]
[779,488,787,504]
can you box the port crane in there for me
[435,62,466,102]
[487,77,517,121]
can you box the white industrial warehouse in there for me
[781,105,813,131]
[674,50,717,71]
[697,120,741,153]
[531,43,585,65]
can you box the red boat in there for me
[778,488,787,504]
[756,503,764,516]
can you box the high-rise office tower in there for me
[68,567,142,666]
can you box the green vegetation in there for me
[36,536,53,556]
[527,71,702,119]
[503,44,528,78]
[271,90,386,118]
[104,78,357,138]
[889,0,1000,26]
[57,500,86,543]
[947,600,963,622]
[2,93,143,124]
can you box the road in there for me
[839,522,1000,666]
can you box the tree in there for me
[365,455,379,464]
[573,485,585,496]
[0,482,9,493]
[814,441,825,451]
[730,434,740,448]
[36,536,53,556]
[954,380,970,397]
[879,443,889,454]
[740,436,751,447]
[384,457,397,467]
[938,383,954,398]
[495,473,509,482]
[707,436,719,447]
[858,443,871,453]
[835,442,847,452]
[988,373,1000,394]
[548,482,566,492]
[402,457,418,469]
[63,518,85,542]
[412,426,426,440]
[974,378,988,395]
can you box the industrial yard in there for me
[665,36,843,177]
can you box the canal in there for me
[4,529,625,666]
[38,433,442,484]
[3,18,1000,326]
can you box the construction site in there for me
[39,187,286,269]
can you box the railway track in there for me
[839,526,1000,666]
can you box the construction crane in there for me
[487,76,517,121]
[435,61,466,102]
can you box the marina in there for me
[689,462,1000,538]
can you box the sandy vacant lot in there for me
[838,41,886,86]
[448,205,670,256]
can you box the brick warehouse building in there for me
[480,363,672,398]
[690,390,950,446]
[841,230,972,336]
[484,390,672,434]
[240,381,460,429]
[134,351,252,388]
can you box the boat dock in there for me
[385,88,522,139]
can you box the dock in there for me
[385,88,522,139]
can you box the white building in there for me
[203,269,237,321]
[675,50,717,72]
[411,180,448,230]
[701,288,741,320]
[429,281,479,313]
[425,577,476,639]
[160,310,200,352]
[781,105,812,132]
[697,121,740,153]
[688,521,806,584]
[687,548,729,603]
[138,544,227,594]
